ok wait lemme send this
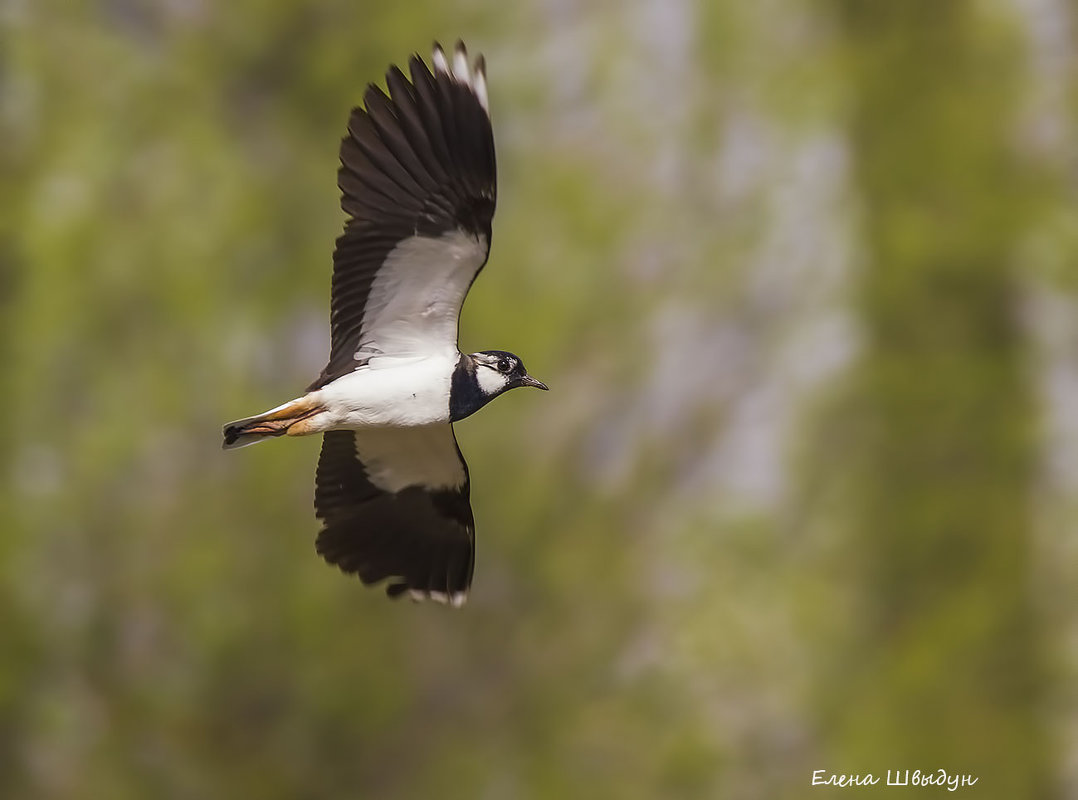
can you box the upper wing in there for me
[314,427,475,605]
[309,41,496,391]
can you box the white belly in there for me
[315,354,456,429]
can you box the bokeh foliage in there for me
[2,1,1076,798]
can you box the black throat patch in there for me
[449,354,492,422]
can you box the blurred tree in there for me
[828,1,1047,795]
[1,1,1071,798]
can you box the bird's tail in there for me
[222,396,324,450]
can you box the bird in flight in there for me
[222,41,547,606]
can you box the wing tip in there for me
[389,580,468,607]
[431,41,449,75]
[431,39,489,114]
[406,588,469,608]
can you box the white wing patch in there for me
[433,41,489,114]
[410,588,467,607]
[359,230,487,359]
[432,45,451,77]
[353,424,465,493]
[472,67,489,115]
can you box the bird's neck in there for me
[450,354,496,422]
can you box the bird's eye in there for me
[497,359,511,373]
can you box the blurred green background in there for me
[3,0,1077,797]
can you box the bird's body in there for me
[223,41,546,605]
[326,354,456,426]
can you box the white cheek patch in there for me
[475,365,509,396]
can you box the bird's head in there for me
[450,350,547,422]
[471,350,548,398]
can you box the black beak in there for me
[519,374,549,391]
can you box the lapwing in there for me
[223,41,547,606]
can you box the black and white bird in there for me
[222,41,546,606]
